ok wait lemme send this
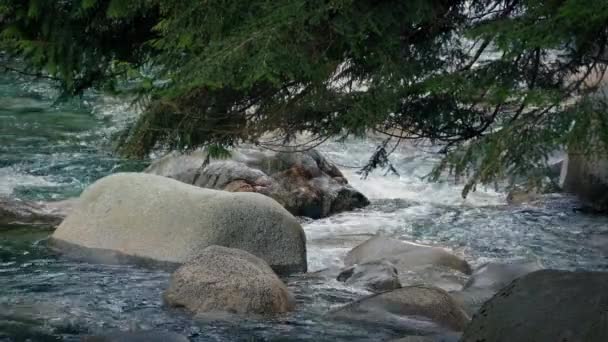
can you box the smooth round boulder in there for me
[51,173,306,274]
[164,246,295,315]
[327,285,470,333]
[145,148,370,218]
[337,260,401,293]
[345,236,471,291]
[461,269,608,342]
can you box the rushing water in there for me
[1,74,608,341]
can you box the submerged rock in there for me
[327,285,470,333]
[461,269,608,342]
[145,148,370,218]
[463,260,543,292]
[164,246,295,315]
[51,173,307,274]
[337,260,401,293]
[0,197,72,228]
[345,236,471,291]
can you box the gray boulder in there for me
[51,173,306,274]
[463,260,543,292]
[345,236,471,291]
[337,260,401,293]
[561,153,608,211]
[450,260,543,315]
[327,285,470,333]
[461,269,608,342]
[0,197,72,228]
[164,246,295,315]
[145,148,369,218]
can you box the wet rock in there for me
[145,148,369,218]
[344,236,471,291]
[506,189,539,205]
[164,246,295,315]
[450,260,544,316]
[327,285,470,333]
[0,197,72,228]
[51,173,306,275]
[461,269,608,342]
[561,153,608,212]
[464,260,543,292]
[82,331,189,342]
[337,260,401,293]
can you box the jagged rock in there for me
[0,197,72,228]
[337,260,401,293]
[145,148,369,218]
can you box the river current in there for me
[1,74,607,341]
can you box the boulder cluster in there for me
[11,148,606,341]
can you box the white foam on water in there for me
[0,166,58,196]
[304,138,508,271]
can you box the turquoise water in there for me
[1,73,607,341]
[0,73,143,201]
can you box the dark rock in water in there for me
[561,153,608,212]
[327,285,470,333]
[337,260,401,293]
[51,173,307,275]
[344,236,471,291]
[0,197,71,228]
[145,148,370,218]
[82,331,189,342]
[461,269,608,342]
[164,246,295,315]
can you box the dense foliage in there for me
[1,0,608,194]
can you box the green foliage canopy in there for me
[1,0,608,194]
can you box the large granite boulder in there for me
[345,236,471,291]
[327,285,470,333]
[0,197,72,228]
[461,269,608,342]
[164,246,295,315]
[561,153,608,211]
[51,173,306,274]
[145,148,369,218]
